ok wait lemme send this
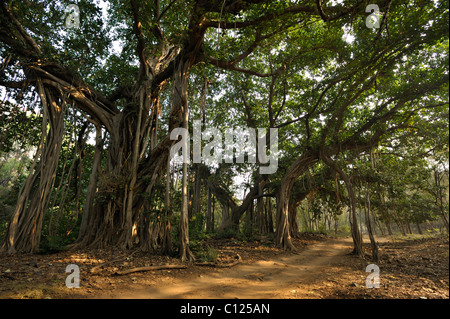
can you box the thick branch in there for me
[0,3,41,55]
[205,5,316,29]
[205,2,364,29]
[206,55,285,77]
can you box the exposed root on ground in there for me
[114,264,188,275]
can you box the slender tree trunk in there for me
[434,170,449,234]
[334,215,338,236]
[364,182,379,262]
[405,218,413,235]
[161,156,173,255]
[211,195,215,232]
[266,197,274,233]
[378,190,393,236]
[219,204,230,232]
[288,203,299,237]
[188,167,194,220]
[257,177,266,234]
[206,187,213,233]
[175,60,195,262]
[179,153,194,261]
[247,200,254,235]
[416,223,423,235]
[374,215,385,236]
[394,210,406,236]
[193,164,201,217]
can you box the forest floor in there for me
[0,233,448,299]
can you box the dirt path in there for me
[98,237,355,299]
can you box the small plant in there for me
[39,235,67,254]
[192,242,218,262]
[214,227,239,239]
[336,225,351,237]
[202,246,219,262]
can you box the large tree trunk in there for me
[77,95,159,249]
[1,81,65,253]
[275,152,317,250]
[276,181,296,250]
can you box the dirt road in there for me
[98,237,356,299]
